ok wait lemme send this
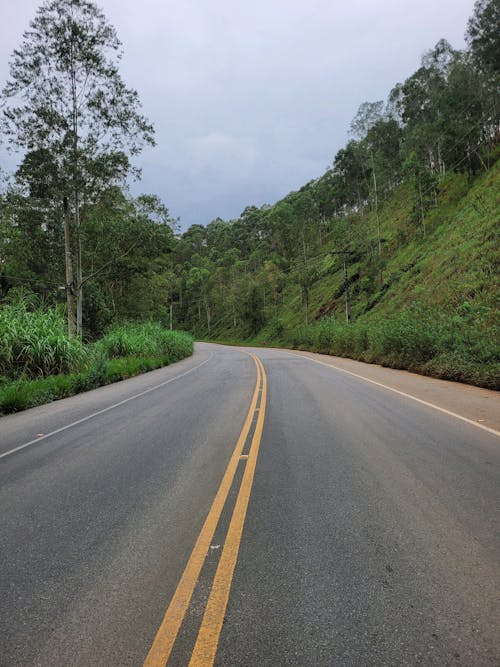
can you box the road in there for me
[0,343,499,666]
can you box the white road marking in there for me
[285,351,500,438]
[0,354,215,461]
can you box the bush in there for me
[367,308,441,367]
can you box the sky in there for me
[1,0,476,230]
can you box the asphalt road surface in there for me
[1,343,499,666]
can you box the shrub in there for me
[283,304,498,387]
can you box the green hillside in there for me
[247,162,499,388]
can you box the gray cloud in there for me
[1,0,475,228]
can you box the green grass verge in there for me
[251,304,499,389]
[0,330,194,415]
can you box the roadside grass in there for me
[272,305,499,389]
[0,300,88,379]
[0,311,194,415]
[99,322,193,359]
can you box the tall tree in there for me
[466,0,500,75]
[1,0,154,335]
[350,101,386,255]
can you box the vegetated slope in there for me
[200,163,492,388]
[239,162,499,389]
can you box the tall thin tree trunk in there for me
[371,152,382,256]
[70,50,83,336]
[205,297,211,333]
[418,179,426,237]
[343,255,351,325]
[75,200,83,336]
[63,197,76,336]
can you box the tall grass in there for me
[0,305,194,414]
[99,322,192,360]
[0,301,87,380]
[280,304,500,389]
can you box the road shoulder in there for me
[279,348,500,434]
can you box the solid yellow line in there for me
[188,355,267,667]
[143,355,261,667]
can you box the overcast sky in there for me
[1,0,475,229]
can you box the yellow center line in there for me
[189,355,267,666]
[143,354,261,667]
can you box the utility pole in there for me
[331,250,353,324]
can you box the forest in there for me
[1,0,499,400]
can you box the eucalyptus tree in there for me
[1,0,154,335]
[466,0,500,75]
[350,101,386,255]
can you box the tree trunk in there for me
[205,298,211,333]
[63,197,76,336]
[343,255,351,324]
[418,179,426,237]
[76,208,83,336]
[71,50,83,337]
[371,152,382,256]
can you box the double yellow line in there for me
[143,353,267,667]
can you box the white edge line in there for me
[0,353,215,461]
[284,350,500,438]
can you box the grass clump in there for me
[100,322,193,360]
[0,300,87,379]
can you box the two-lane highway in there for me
[1,343,499,666]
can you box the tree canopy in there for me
[1,0,155,335]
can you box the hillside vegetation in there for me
[163,1,499,388]
[252,163,499,388]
